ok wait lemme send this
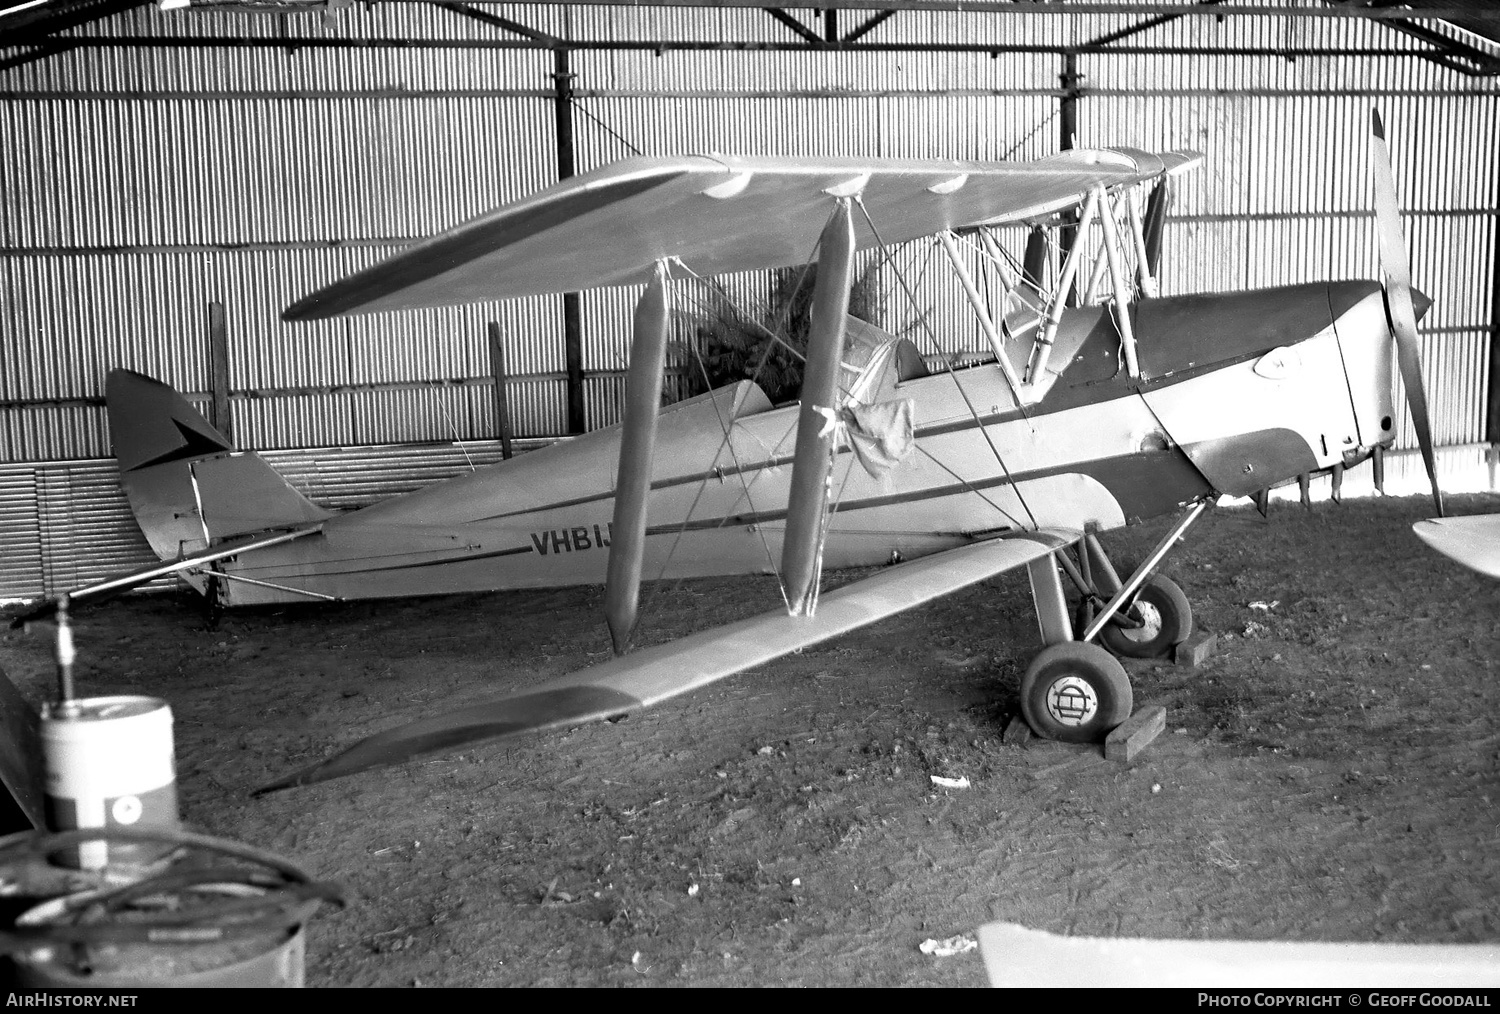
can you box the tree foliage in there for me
[677,263,884,404]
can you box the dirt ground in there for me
[2,493,1498,987]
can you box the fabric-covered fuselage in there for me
[209,280,1402,605]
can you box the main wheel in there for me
[1020,641,1132,743]
[1098,574,1192,659]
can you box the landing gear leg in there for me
[1020,551,1132,743]
[1017,501,1209,742]
[1098,574,1191,659]
[1058,531,1191,658]
[1079,500,1207,655]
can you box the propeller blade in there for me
[1370,109,1444,517]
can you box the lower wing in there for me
[259,528,1080,792]
[1412,515,1500,580]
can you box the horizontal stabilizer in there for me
[259,529,1078,792]
[1412,515,1500,579]
[284,149,1202,319]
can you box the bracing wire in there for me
[996,108,1061,163]
[569,98,644,158]
[853,195,1040,531]
[438,398,477,472]
[941,364,1038,530]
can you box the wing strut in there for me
[935,231,1026,403]
[1095,185,1142,378]
[780,198,855,617]
[1125,188,1159,299]
[1141,178,1170,284]
[605,260,671,654]
[1031,187,1100,382]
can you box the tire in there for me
[1098,574,1192,659]
[1020,641,1133,743]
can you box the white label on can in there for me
[111,795,143,825]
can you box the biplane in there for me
[20,113,1445,791]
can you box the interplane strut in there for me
[780,198,857,617]
[604,260,671,654]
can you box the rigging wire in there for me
[908,442,1025,532]
[438,398,477,472]
[997,108,1061,163]
[805,450,862,615]
[568,98,645,158]
[940,363,1039,530]
[853,196,1039,530]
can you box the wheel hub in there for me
[1119,600,1163,644]
[1044,675,1099,727]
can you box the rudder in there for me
[107,369,330,561]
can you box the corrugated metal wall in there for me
[1,3,1496,597]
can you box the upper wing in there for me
[1412,515,1500,579]
[258,528,1079,791]
[283,149,1202,320]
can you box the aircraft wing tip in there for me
[282,299,331,323]
[258,684,646,791]
[252,772,306,796]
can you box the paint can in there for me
[40,696,178,869]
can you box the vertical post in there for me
[1058,51,1083,307]
[780,200,856,617]
[207,301,231,443]
[553,46,586,436]
[1059,51,1080,153]
[605,264,670,655]
[487,322,514,460]
[562,295,585,435]
[1487,108,1500,453]
[1027,556,1073,646]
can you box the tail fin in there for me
[107,370,330,560]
